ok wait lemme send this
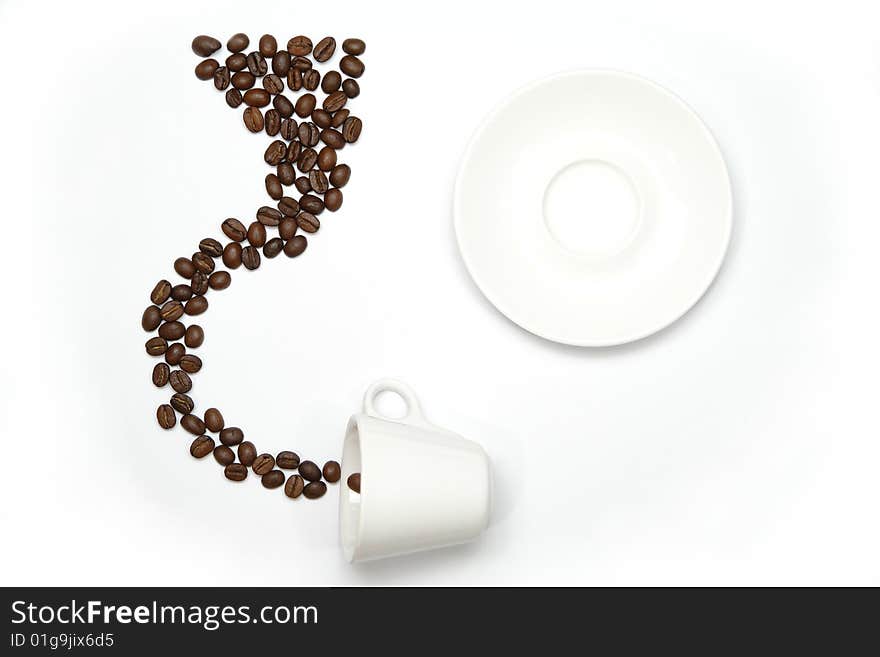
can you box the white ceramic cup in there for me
[339,379,493,562]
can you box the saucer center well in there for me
[542,159,641,258]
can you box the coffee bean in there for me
[213,66,230,90]
[323,90,347,113]
[294,93,316,118]
[244,89,270,108]
[287,35,312,56]
[329,164,351,187]
[314,36,336,62]
[286,140,301,163]
[262,470,285,488]
[284,235,308,257]
[293,56,312,72]
[342,38,366,55]
[309,170,329,193]
[271,51,290,76]
[257,206,283,227]
[276,451,300,469]
[198,237,223,258]
[224,463,248,481]
[331,108,349,128]
[159,321,185,341]
[227,32,249,53]
[264,237,284,258]
[284,475,305,498]
[225,88,243,108]
[232,71,256,90]
[219,427,244,446]
[340,55,364,78]
[259,34,277,57]
[303,69,320,91]
[174,257,195,279]
[274,199,296,218]
[296,212,320,233]
[347,472,361,493]
[195,58,219,80]
[226,53,247,72]
[342,78,360,98]
[324,188,343,211]
[165,342,185,365]
[151,280,172,305]
[181,414,205,435]
[322,460,341,483]
[204,408,224,433]
[152,362,170,387]
[190,435,215,458]
[272,163,294,187]
[238,441,257,466]
[297,148,317,172]
[303,481,327,499]
[222,218,247,241]
[342,116,362,143]
[171,284,193,301]
[265,174,283,200]
[208,271,231,290]
[146,336,167,356]
[297,460,321,482]
[181,297,205,317]
[214,445,235,466]
[253,454,275,475]
[142,305,161,331]
[157,404,176,429]
[170,392,194,414]
[263,73,284,95]
[191,271,209,295]
[192,35,221,57]
[273,94,293,118]
[192,252,215,275]
[223,242,242,269]
[264,140,287,166]
[241,246,261,270]
[295,176,312,194]
[169,370,192,393]
[280,118,297,141]
[321,128,345,149]
[317,147,337,172]
[184,324,204,348]
[247,221,267,248]
[311,109,332,129]
[300,195,324,215]
[160,301,185,322]
[243,107,264,133]
[279,218,298,240]
[297,122,319,147]
[246,51,268,76]
[319,71,341,96]
[287,68,302,91]
[265,109,280,136]
[179,354,202,373]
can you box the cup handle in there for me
[362,379,429,427]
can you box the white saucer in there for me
[453,70,732,346]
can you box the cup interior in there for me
[339,417,363,561]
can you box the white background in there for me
[1,0,878,586]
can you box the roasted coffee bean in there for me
[342,78,360,98]
[320,71,342,96]
[273,94,293,118]
[242,107,263,132]
[174,257,195,279]
[286,140,300,163]
[324,188,343,211]
[152,362,170,387]
[159,321,185,341]
[169,369,192,393]
[225,88,243,108]
[342,116,362,143]
[151,280,172,305]
[194,58,218,80]
[241,246,261,270]
[244,88,270,107]
[190,435,215,458]
[160,300,184,321]
[238,441,257,466]
[208,271,231,291]
[262,470,285,488]
[179,354,202,373]
[192,35,221,57]
[181,414,205,435]
[323,90,347,113]
[263,73,284,95]
[284,475,305,498]
[247,221,267,248]
[214,445,235,466]
[276,162,296,186]
[309,170,329,193]
[171,284,193,301]
[232,70,256,90]
[142,305,162,331]
[303,69,320,91]
[213,66,230,90]
[222,218,247,241]
[347,472,361,493]
[264,109,280,136]
[278,196,299,216]
[192,252,215,275]
[184,296,208,316]
[287,68,302,91]
[226,52,247,72]
[227,32,249,52]
[223,242,242,269]
[287,35,312,56]
[300,194,324,215]
[340,55,364,78]
[322,460,341,483]
[246,51,268,76]
[271,50,290,76]
[219,427,244,446]
[329,163,351,187]
[303,481,327,499]
[198,237,223,258]
[280,118,297,141]
[342,38,366,55]
[284,235,308,257]
[276,451,300,469]
[191,271,209,295]
[296,212,320,233]
[224,463,248,481]
[170,392,194,414]
[331,108,349,128]
[264,140,287,166]
[321,128,345,149]
[297,148,317,172]
[294,176,312,194]
[265,173,283,200]
[313,36,336,62]
[165,343,185,365]
[157,404,176,429]
[203,408,224,433]
[264,237,284,258]
[256,206,282,226]
[297,460,321,482]
[292,56,312,72]
[294,93,316,118]
[184,324,205,348]
[317,147,336,172]
[312,109,332,129]
[146,336,167,356]
[279,217,298,240]
[259,34,277,57]
[252,454,275,475]
[298,122,319,146]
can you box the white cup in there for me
[339,379,493,562]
